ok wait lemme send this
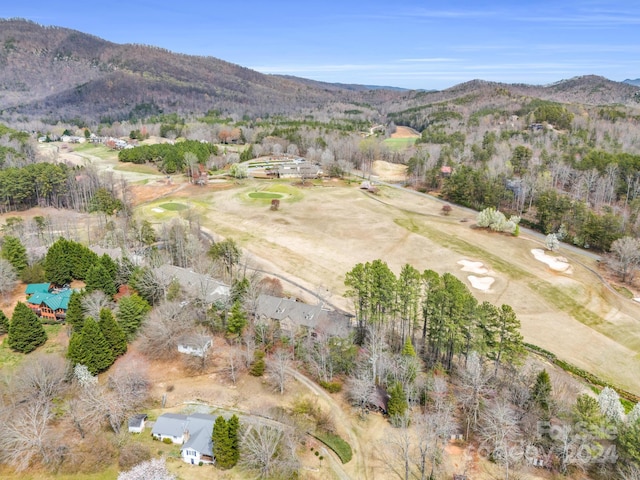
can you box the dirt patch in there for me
[128,181,188,206]
[391,126,420,138]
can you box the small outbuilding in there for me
[128,414,148,433]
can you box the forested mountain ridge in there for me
[0,19,638,125]
[0,19,405,122]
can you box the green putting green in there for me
[158,202,189,211]
[248,192,284,199]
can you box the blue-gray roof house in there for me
[151,413,216,465]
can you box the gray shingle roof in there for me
[152,413,217,457]
[151,413,188,438]
[128,413,148,429]
[182,414,216,457]
[157,265,230,304]
[255,294,352,337]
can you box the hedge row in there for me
[524,343,640,404]
[312,432,352,464]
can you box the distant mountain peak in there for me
[623,78,640,87]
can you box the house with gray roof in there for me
[157,265,230,305]
[255,294,353,340]
[151,413,217,465]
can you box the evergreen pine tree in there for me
[44,238,72,285]
[71,242,99,280]
[387,382,408,419]
[230,277,249,303]
[1,235,28,273]
[530,369,553,413]
[212,416,232,469]
[65,291,85,332]
[0,309,10,335]
[67,330,87,366]
[401,337,416,357]
[85,264,117,296]
[249,350,266,377]
[7,302,47,353]
[116,294,151,339]
[71,317,115,374]
[99,254,118,283]
[226,300,247,337]
[99,308,127,357]
[227,414,240,467]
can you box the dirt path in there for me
[287,367,368,480]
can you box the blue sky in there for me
[3,0,639,89]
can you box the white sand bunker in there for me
[458,259,489,275]
[151,207,165,213]
[531,249,572,273]
[458,259,495,291]
[468,275,495,291]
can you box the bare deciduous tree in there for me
[479,399,521,480]
[225,346,245,384]
[240,425,299,479]
[386,413,413,480]
[0,258,17,303]
[346,369,376,412]
[607,236,640,283]
[457,351,491,438]
[138,301,194,360]
[77,358,150,434]
[0,402,54,471]
[82,290,115,319]
[268,348,292,395]
[13,353,68,407]
[180,329,213,373]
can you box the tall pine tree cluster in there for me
[212,415,240,469]
[67,309,127,375]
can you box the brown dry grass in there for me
[132,177,640,394]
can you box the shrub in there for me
[162,437,173,444]
[319,380,342,393]
[118,443,151,470]
[477,207,520,234]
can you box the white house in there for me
[151,413,188,444]
[128,414,148,433]
[177,334,212,357]
[151,413,217,465]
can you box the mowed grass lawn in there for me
[146,178,640,394]
[0,324,65,369]
[383,137,417,150]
